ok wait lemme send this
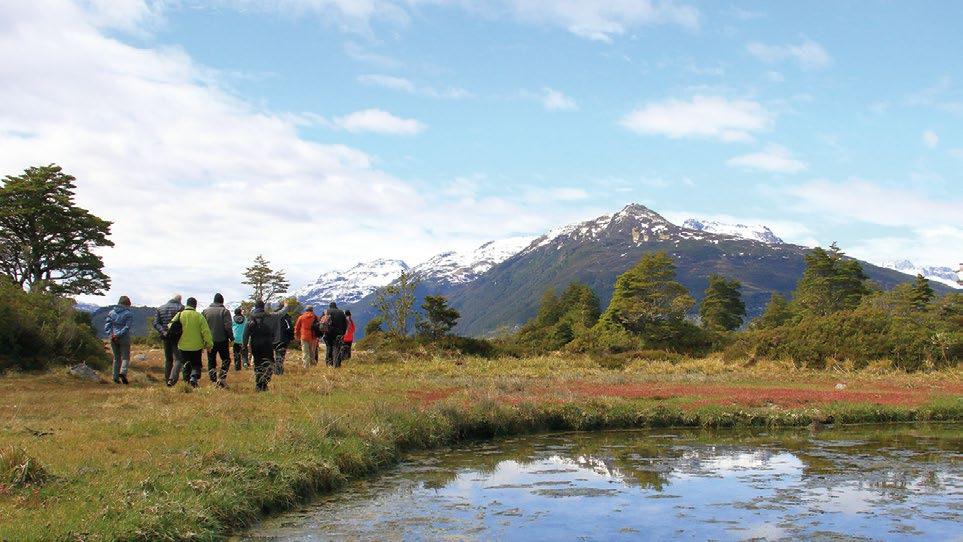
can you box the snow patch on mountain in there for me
[879,260,961,289]
[295,259,410,305]
[74,302,100,313]
[412,236,535,284]
[682,219,784,244]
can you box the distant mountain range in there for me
[297,203,956,338]
[76,203,958,337]
[878,260,961,289]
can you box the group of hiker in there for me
[103,294,355,391]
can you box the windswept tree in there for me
[699,275,746,332]
[242,254,289,304]
[0,165,113,295]
[416,295,460,340]
[792,243,871,317]
[596,251,695,347]
[373,270,419,337]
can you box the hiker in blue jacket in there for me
[104,295,133,385]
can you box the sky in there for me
[1,0,961,306]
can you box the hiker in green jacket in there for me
[167,297,214,388]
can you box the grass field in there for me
[1,347,961,541]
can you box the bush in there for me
[0,277,107,371]
[724,301,962,370]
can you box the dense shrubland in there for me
[448,244,960,371]
[0,277,106,371]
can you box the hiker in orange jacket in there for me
[293,306,319,368]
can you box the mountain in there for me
[74,302,100,313]
[441,204,950,336]
[879,260,961,289]
[410,236,535,285]
[682,219,784,244]
[295,259,409,307]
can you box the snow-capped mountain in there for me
[295,259,409,306]
[295,237,536,306]
[74,302,100,313]
[879,260,961,289]
[681,219,784,244]
[411,236,535,284]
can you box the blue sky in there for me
[1,1,961,304]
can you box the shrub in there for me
[0,277,107,371]
[724,302,961,370]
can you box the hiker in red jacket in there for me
[293,306,319,368]
[341,310,356,361]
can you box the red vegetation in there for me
[564,382,959,409]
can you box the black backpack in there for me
[167,311,184,343]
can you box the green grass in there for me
[1,349,960,541]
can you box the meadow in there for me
[1,347,961,541]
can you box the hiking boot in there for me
[120,374,129,385]
[189,378,199,388]
[166,380,174,387]
[113,377,121,384]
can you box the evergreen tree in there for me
[792,243,871,317]
[699,275,746,332]
[516,282,601,352]
[241,255,289,304]
[416,295,460,340]
[753,293,793,329]
[0,165,113,295]
[910,274,935,310]
[596,251,695,346]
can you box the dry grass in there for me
[0,347,960,540]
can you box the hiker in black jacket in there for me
[323,302,347,367]
[273,300,294,375]
[243,300,276,392]
[153,294,184,382]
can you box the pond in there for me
[240,424,962,541]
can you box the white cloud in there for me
[620,95,773,142]
[334,109,425,135]
[549,187,588,201]
[727,145,807,173]
[201,1,700,42]
[496,0,700,41]
[746,39,831,70]
[847,226,963,269]
[540,87,577,110]
[357,73,471,99]
[0,1,557,306]
[922,129,939,148]
[787,179,962,227]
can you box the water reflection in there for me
[241,424,962,541]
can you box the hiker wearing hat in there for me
[202,293,234,387]
[294,305,320,368]
[231,307,249,370]
[243,299,276,391]
[323,301,348,367]
[273,300,294,375]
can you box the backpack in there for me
[167,312,184,343]
[311,314,328,337]
[248,313,274,346]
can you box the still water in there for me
[242,424,962,541]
